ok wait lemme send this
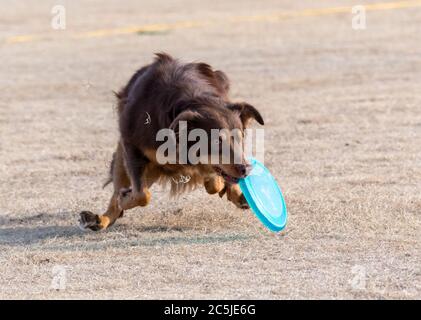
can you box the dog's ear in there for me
[228,102,264,127]
[169,110,203,133]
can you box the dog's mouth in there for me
[213,166,240,184]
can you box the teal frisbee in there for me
[239,158,288,232]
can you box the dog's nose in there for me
[235,164,251,177]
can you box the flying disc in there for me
[239,158,287,232]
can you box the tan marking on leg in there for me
[80,142,131,231]
[100,193,122,229]
[118,187,151,210]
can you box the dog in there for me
[79,53,264,231]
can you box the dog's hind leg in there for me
[79,142,130,231]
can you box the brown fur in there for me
[79,53,264,231]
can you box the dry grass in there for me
[0,0,420,299]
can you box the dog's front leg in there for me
[204,176,249,209]
[204,175,225,195]
[118,142,151,210]
[223,184,249,209]
[79,142,130,231]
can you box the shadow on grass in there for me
[0,213,254,250]
[0,225,252,250]
[0,225,84,246]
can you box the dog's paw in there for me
[226,184,249,210]
[79,211,103,231]
[236,194,250,210]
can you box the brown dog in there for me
[79,53,264,231]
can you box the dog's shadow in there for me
[0,225,83,246]
[0,212,253,250]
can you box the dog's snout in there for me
[235,163,251,177]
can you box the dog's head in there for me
[169,101,264,183]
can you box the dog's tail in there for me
[102,152,116,189]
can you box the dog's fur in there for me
[79,53,264,231]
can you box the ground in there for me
[0,0,420,299]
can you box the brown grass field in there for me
[0,0,420,299]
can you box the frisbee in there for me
[239,158,287,232]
